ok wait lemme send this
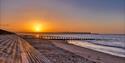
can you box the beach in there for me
[25,39,95,63]
[25,39,125,63]
[52,40,125,63]
[0,34,124,63]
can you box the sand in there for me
[26,39,95,63]
[52,40,125,63]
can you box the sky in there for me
[0,0,125,34]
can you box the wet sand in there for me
[25,39,125,63]
[52,40,125,63]
[26,39,95,63]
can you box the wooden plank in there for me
[0,35,51,63]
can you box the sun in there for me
[35,26,41,32]
[34,23,43,32]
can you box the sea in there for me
[19,32,125,58]
[67,34,125,58]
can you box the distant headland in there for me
[0,29,15,34]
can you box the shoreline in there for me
[51,40,125,63]
[25,39,95,63]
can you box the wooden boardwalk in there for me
[0,35,51,63]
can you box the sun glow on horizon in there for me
[33,23,43,32]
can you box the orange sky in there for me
[0,0,125,34]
